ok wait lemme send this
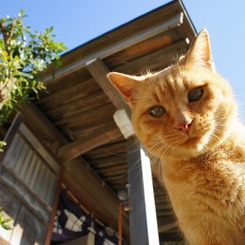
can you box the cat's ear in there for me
[107,72,140,104]
[182,29,215,70]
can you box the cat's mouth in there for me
[176,126,212,156]
[177,125,208,147]
[183,136,201,145]
[178,118,211,145]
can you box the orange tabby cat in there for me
[107,29,245,245]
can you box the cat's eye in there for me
[148,105,166,118]
[188,87,203,102]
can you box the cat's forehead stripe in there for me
[151,71,186,102]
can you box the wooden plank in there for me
[42,12,184,83]
[90,155,126,169]
[0,183,21,244]
[37,78,100,111]
[86,59,128,110]
[45,91,110,120]
[105,34,173,66]
[58,122,122,162]
[0,166,51,223]
[45,168,63,245]
[158,219,178,233]
[115,39,190,74]
[54,103,115,128]
[22,104,64,145]
[0,113,23,162]
[159,232,183,242]
[84,139,127,159]
[72,119,116,138]
[15,206,47,245]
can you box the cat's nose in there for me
[175,121,192,134]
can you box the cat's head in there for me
[107,29,237,160]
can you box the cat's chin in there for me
[150,130,222,161]
[160,130,230,161]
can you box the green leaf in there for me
[17,85,23,96]
[17,71,33,79]
[2,223,12,230]
[19,9,25,17]
[0,9,66,126]
[2,218,12,224]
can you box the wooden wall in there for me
[0,116,60,245]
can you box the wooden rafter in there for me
[58,122,122,162]
[86,58,128,110]
[42,12,184,83]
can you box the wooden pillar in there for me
[127,139,159,245]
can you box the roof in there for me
[22,0,196,242]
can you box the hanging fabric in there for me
[51,190,119,245]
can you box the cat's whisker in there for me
[130,163,143,185]
[107,29,245,243]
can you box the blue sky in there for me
[1,0,245,120]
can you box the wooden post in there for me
[127,139,159,245]
[118,200,122,245]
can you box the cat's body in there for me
[163,136,245,245]
[108,29,245,245]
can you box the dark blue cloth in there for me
[51,190,118,245]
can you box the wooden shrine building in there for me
[0,0,196,244]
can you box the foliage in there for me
[0,9,67,230]
[0,140,6,152]
[0,208,12,230]
[0,9,67,125]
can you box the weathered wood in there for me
[86,59,128,110]
[0,170,48,244]
[84,139,127,159]
[16,206,47,245]
[105,34,173,66]
[58,122,122,162]
[22,104,64,145]
[63,157,129,240]
[114,39,189,74]
[45,169,63,245]
[38,78,100,111]
[0,183,21,244]
[72,119,116,138]
[0,113,23,161]
[54,103,115,128]
[42,11,185,83]
[158,218,178,233]
[21,104,129,239]
[90,155,127,169]
[45,91,110,120]
[40,66,92,94]
[159,232,183,242]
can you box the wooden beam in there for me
[63,157,130,240]
[159,232,183,242]
[21,104,64,145]
[158,218,178,233]
[58,122,122,162]
[86,59,128,110]
[21,104,129,239]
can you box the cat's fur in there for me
[107,29,245,245]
